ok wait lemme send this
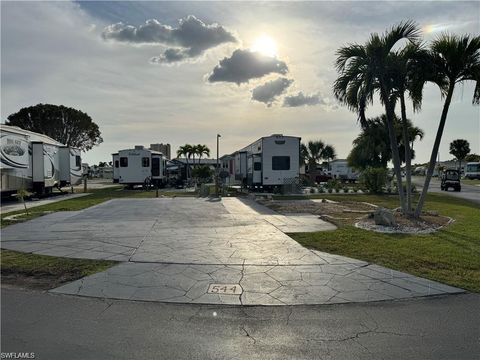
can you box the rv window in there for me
[254,162,262,171]
[272,156,290,170]
[142,157,150,167]
[75,155,81,167]
[115,160,119,168]
[120,157,128,167]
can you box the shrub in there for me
[327,188,333,193]
[309,187,316,194]
[191,165,213,183]
[326,179,339,190]
[360,167,388,194]
[343,187,349,193]
[318,187,325,193]
[353,187,359,193]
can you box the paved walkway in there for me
[1,197,462,305]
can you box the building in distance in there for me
[150,143,171,160]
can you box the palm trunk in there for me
[414,84,455,218]
[381,82,407,214]
[381,85,407,213]
[400,94,412,215]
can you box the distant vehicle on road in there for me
[464,162,480,180]
[441,169,461,192]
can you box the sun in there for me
[251,35,278,58]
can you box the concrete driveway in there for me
[1,197,462,305]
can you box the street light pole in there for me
[216,134,221,196]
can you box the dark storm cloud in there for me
[251,77,293,106]
[102,15,236,63]
[208,49,288,85]
[283,92,322,107]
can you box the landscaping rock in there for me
[373,208,397,227]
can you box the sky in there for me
[1,1,479,165]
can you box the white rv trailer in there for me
[328,159,359,183]
[112,153,119,183]
[233,134,301,189]
[0,125,82,196]
[465,162,480,180]
[116,146,167,188]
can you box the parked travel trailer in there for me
[112,153,119,183]
[465,162,480,180]
[328,159,359,182]
[115,146,167,188]
[232,134,301,189]
[1,125,82,197]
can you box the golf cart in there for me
[440,169,461,192]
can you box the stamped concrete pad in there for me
[1,197,464,305]
[51,261,463,305]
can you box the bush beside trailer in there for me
[230,134,301,190]
[114,146,167,188]
[0,125,82,197]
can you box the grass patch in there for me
[289,193,480,292]
[462,179,480,186]
[0,249,116,289]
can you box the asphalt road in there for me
[412,176,480,205]
[2,287,479,360]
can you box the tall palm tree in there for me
[321,145,336,171]
[388,44,428,213]
[177,144,193,179]
[196,144,210,164]
[414,34,480,217]
[334,21,421,213]
[188,144,197,167]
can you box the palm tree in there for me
[321,145,336,171]
[300,143,309,166]
[449,139,471,173]
[304,140,325,180]
[196,144,210,165]
[334,21,421,213]
[188,145,197,167]
[177,144,193,179]
[414,34,480,217]
[388,44,429,213]
[347,115,423,170]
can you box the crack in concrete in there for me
[241,325,257,345]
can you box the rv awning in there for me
[0,162,14,170]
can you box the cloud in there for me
[102,15,236,63]
[283,92,322,107]
[208,49,288,84]
[251,77,293,106]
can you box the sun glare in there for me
[251,35,278,58]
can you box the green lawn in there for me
[1,249,116,289]
[1,186,197,227]
[462,179,480,186]
[289,193,480,292]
